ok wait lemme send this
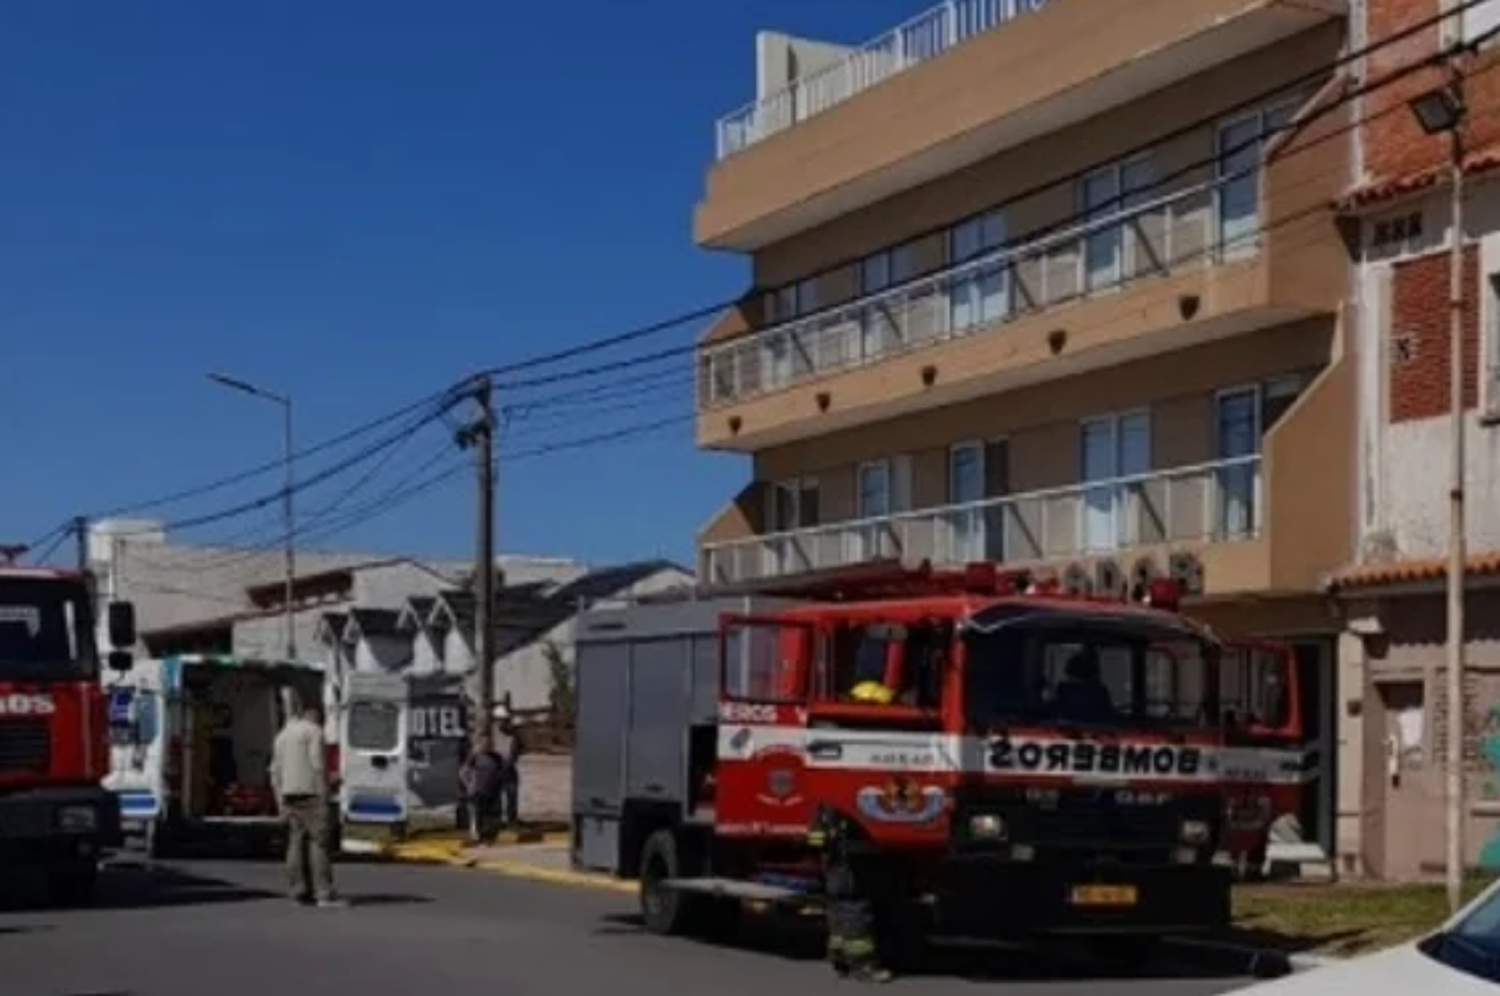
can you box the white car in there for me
[1237,879,1500,994]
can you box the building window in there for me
[1262,372,1310,430]
[1216,388,1261,538]
[762,477,820,578]
[1080,411,1151,553]
[767,278,818,323]
[767,477,820,533]
[948,441,1001,563]
[948,210,1010,333]
[853,457,912,563]
[1080,156,1155,294]
[860,244,916,359]
[1216,101,1298,258]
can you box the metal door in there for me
[103,664,167,828]
[340,675,408,825]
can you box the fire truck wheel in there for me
[638,828,698,936]
[43,861,99,908]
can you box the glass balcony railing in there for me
[702,455,1261,584]
[715,0,1062,160]
[698,171,1264,410]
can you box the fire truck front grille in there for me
[0,720,52,773]
[1024,806,1181,846]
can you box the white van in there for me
[104,654,326,856]
[339,671,468,846]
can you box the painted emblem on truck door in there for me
[855,777,946,825]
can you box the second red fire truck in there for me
[0,545,138,905]
[570,562,1304,961]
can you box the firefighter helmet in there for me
[850,680,895,704]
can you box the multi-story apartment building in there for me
[1329,0,1500,879]
[693,0,1356,874]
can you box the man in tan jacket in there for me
[270,703,344,907]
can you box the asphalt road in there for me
[0,859,1261,996]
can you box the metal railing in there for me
[701,455,1262,585]
[716,0,1060,159]
[698,171,1260,409]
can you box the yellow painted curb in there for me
[469,859,638,894]
[383,831,570,863]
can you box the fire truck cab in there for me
[0,546,138,905]
[571,564,1300,962]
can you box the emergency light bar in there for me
[958,562,1184,612]
[0,544,28,566]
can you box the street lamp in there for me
[208,372,297,662]
[1407,70,1467,915]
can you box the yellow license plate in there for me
[1069,884,1138,907]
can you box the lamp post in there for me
[1408,66,1467,915]
[208,372,297,662]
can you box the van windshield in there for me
[0,576,98,679]
[963,623,1216,731]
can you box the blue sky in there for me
[0,0,923,568]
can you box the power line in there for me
[38,3,1479,554]
[476,0,1485,391]
[110,398,454,540]
[88,382,467,522]
[479,34,1481,403]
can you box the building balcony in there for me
[697,0,1345,250]
[704,456,1265,587]
[696,89,1350,453]
[698,344,1357,598]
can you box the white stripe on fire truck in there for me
[716,726,1314,786]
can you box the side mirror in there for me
[107,601,137,650]
[107,650,134,673]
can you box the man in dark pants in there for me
[809,807,891,983]
[459,734,505,844]
[493,713,523,829]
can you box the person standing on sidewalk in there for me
[270,703,344,908]
[493,710,524,830]
[459,733,505,844]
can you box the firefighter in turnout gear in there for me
[808,806,892,984]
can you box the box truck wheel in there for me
[639,828,696,936]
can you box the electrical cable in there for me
[34,6,1484,557]
[477,0,1491,390]
[485,35,1481,401]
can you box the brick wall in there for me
[1364,0,1500,182]
[1389,246,1480,421]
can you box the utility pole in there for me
[1407,53,1470,916]
[457,375,497,750]
[1442,65,1468,918]
[72,516,89,574]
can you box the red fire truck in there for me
[571,562,1303,962]
[0,545,137,904]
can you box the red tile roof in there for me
[1327,552,1500,590]
[1337,145,1500,213]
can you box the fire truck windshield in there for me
[0,576,98,679]
[964,620,1216,732]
